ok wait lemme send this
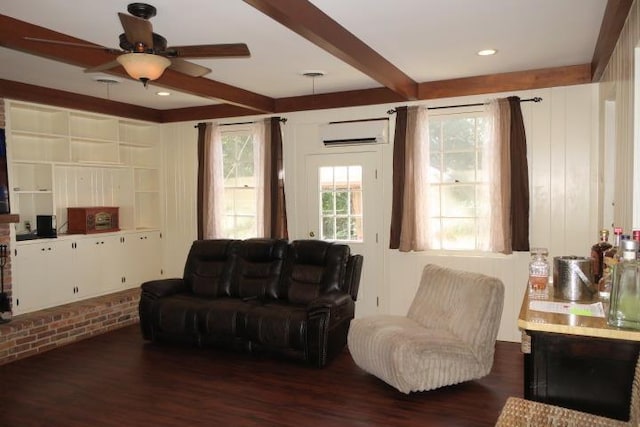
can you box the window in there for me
[319,165,363,242]
[428,111,490,250]
[222,129,257,239]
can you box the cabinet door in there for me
[84,234,127,295]
[124,231,162,288]
[67,239,94,300]
[13,241,58,314]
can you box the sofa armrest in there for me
[308,292,353,311]
[308,291,355,326]
[141,278,187,300]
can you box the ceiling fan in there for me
[27,2,251,87]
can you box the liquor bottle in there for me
[599,227,623,299]
[528,248,549,294]
[608,239,640,330]
[591,229,612,284]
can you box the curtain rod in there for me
[194,118,287,128]
[386,97,542,115]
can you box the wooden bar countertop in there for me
[518,286,640,342]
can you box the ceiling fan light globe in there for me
[117,53,170,82]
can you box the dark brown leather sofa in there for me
[139,238,363,367]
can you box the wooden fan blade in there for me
[118,12,153,49]
[168,58,211,77]
[164,43,250,58]
[84,60,121,73]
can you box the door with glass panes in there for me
[305,151,381,318]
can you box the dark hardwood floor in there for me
[0,324,523,427]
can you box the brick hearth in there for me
[0,288,140,365]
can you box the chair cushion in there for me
[348,315,485,394]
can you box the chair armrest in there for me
[141,278,186,300]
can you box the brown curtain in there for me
[389,106,407,249]
[508,96,530,251]
[196,122,207,240]
[264,117,288,239]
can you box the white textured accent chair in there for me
[347,264,505,394]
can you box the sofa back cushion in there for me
[183,239,238,297]
[283,240,350,305]
[229,239,289,299]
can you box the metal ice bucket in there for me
[553,256,597,302]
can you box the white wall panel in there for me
[160,122,198,278]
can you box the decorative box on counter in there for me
[67,207,119,234]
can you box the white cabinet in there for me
[5,100,161,233]
[82,234,127,295]
[7,100,165,315]
[124,230,162,288]
[13,230,163,315]
[13,239,72,314]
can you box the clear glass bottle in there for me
[529,248,549,294]
[608,239,640,330]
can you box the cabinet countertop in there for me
[518,286,640,342]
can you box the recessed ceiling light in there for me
[477,49,497,56]
[156,91,171,96]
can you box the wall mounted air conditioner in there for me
[321,118,389,146]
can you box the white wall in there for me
[160,83,600,343]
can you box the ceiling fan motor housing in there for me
[118,33,167,52]
[127,3,157,20]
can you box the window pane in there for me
[441,218,476,250]
[224,190,236,214]
[335,191,348,215]
[443,152,476,182]
[350,190,362,215]
[320,167,334,188]
[476,117,489,147]
[322,217,335,240]
[443,117,475,150]
[350,217,363,241]
[348,166,362,189]
[429,119,442,151]
[336,217,349,240]
[322,191,335,215]
[428,185,441,216]
[334,166,348,187]
[441,185,475,217]
[430,152,442,182]
[235,216,256,239]
[234,188,255,215]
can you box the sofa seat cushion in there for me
[244,302,308,350]
[198,297,258,337]
[151,293,210,336]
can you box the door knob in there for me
[309,231,315,237]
